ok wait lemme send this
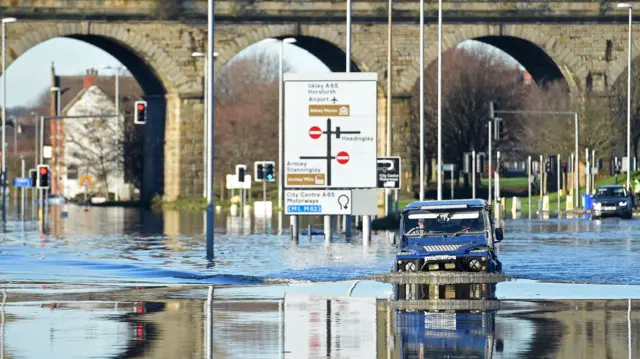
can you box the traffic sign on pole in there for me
[283,72,378,188]
[79,175,93,188]
[284,189,352,215]
[12,177,31,188]
[377,157,401,189]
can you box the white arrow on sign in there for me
[378,160,394,170]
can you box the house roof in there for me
[58,75,144,115]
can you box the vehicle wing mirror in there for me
[494,228,504,242]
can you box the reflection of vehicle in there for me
[393,199,503,273]
[395,309,501,359]
[592,185,633,219]
[392,282,502,359]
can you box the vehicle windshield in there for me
[403,210,486,236]
[595,187,627,197]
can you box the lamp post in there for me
[192,51,219,199]
[101,65,125,202]
[618,3,633,190]
[278,38,296,234]
[419,0,424,201]
[386,0,393,215]
[436,0,443,200]
[205,0,215,260]
[1,17,16,219]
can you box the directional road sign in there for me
[377,157,401,189]
[283,72,378,188]
[12,177,32,188]
[284,189,352,215]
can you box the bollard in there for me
[230,204,238,217]
[278,211,283,234]
[511,196,521,213]
[215,205,221,214]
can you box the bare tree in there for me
[213,48,292,179]
[521,81,619,159]
[409,47,530,189]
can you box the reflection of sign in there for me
[284,294,376,358]
[284,72,378,188]
[79,175,93,188]
[284,190,352,215]
[13,177,31,187]
[377,156,401,189]
[226,174,251,189]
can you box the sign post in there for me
[443,164,456,199]
[377,157,400,216]
[79,175,93,208]
[283,72,378,242]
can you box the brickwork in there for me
[1,0,639,200]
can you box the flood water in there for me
[0,203,639,358]
[0,205,638,285]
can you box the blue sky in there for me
[0,37,521,108]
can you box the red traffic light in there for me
[39,167,48,175]
[137,103,145,111]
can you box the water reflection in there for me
[0,282,637,358]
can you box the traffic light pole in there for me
[262,167,267,220]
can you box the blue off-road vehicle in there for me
[393,199,503,273]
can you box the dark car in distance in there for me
[592,185,633,219]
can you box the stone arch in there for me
[609,51,640,91]
[5,22,189,94]
[398,24,587,95]
[2,22,193,203]
[213,25,375,76]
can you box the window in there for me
[595,187,626,197]
[403,210,486,235]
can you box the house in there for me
[48,64,143,200]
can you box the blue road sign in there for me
[286,205,322,213]
[13,177,32,187]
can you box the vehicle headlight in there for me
[593,202,602,208]
[619,201,628,206]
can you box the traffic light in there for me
[498,120,505,139]
[236,164,246,182]
[29,168,36,187]
[37,165,50,189]
[264,162,275,181]
[134,101,147,124]
[545,161,551,173]
[255,162,265,181]
[562,162,568,173]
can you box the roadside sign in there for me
[43,145,52,159]
[284,189,352,215]
[226,174,251,189]
[12,177,32,187]
[377,157,401,189]
[79,175,93,188]
[283,72,378,188]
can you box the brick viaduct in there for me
[0,0,637,202]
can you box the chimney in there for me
[83,68,97,89]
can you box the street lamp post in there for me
[619,3,633,189]
[101,65,125,202]
[192,51,219,199]
[436,0,443,200]
[205,0,215,260]
[419,0,424,201]
[1,17,16,220]
[278,38,296,235]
